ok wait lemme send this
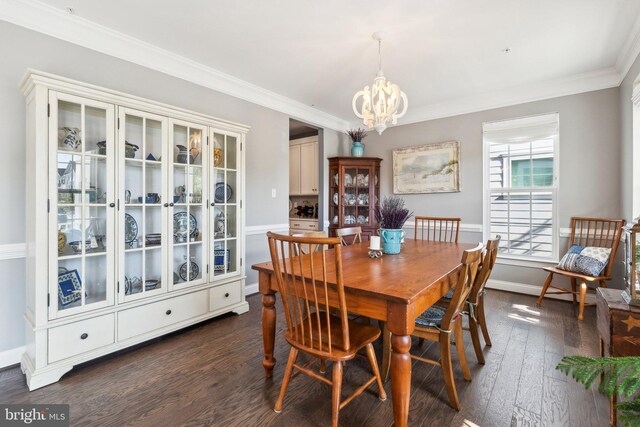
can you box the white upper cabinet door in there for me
[299,141,318,195]
[168,119,208,291]
[49,91,117,319]
[118,107,169,303]
[289,144,301,195]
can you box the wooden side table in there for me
[596,288,640,426]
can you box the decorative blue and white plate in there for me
[58,269,82,306]
[179,261,200,281]
[214,182,232,203]
[124,213,138,244]
[173,212,197,237]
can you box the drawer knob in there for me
[224,292,230,298]
[166,309,172,315]
[80,333,88,340]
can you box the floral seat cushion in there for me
[557,245,612,277]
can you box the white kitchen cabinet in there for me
[21,70,249,390]
[289,136,318,196]
[289,218,319,234]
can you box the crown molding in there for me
[1,0,634,131]
[0,0,349,132]
[350,67,622,128]
[615,13,640,82]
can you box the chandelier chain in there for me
[378,39,382,72]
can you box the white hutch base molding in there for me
[22,294,248,391]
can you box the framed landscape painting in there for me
[393,141,460,194]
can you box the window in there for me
[483,113,559,262]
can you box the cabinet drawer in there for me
[210,282,242,312]
[48,313,115,363]
[118,290,209,341]
[289,220,318,230]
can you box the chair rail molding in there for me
[0,243,26,260]
[246,223,289,236]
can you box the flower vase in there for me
[378,228,405,254]
[351,141,364,157]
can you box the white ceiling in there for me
[5,0,640,129]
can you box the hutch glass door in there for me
[169,120,207,289]
[49,92,116,318]
[210,130,241,279]
[119,108,168,301]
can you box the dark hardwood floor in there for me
[0,290,608,426]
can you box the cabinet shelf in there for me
[58,250,107,260]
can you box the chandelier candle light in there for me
[352,32,408,135]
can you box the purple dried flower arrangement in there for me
[346,128,368,142]
[375,196,413,230]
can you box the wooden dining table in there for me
[251,238,475,427]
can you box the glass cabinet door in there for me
[49,92,116,318]
[119,108,167,301]
[330,166,340,227]
[210,130,241,279]
[169,120,207,289]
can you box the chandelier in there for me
[352,32,408,135]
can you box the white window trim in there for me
[482,113,560,263]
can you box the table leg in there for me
[390,334,412,427]
[262,292,277,377]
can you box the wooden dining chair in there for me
[414,216,461,243]
[290,230,327,255]
[381,243,483,410]
[440,238,500,364]
[536,217,625,320]
[335,226,363,246]
[267,232,386,426]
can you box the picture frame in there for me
[393,141,460,194]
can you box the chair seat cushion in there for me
[557,245,611,277]
[442,289,454,300]
[415,304,448,328]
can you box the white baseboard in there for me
[245,282,259,296]
[486,279,596,304]
[0,346,25,369]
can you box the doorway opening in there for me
[289,119,323,233]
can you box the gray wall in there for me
[357,88,622,288]
[0,18,634,354]
[620,54,640,221]
[0,21,296,352]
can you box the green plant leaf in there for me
[556,356,640,398]
[618,399,640,427]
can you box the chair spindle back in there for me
[414,216,461,243]
[267,232,349,356]
[568,217,625,277]
[441,243,483,330]
[335,227,363,246]
[468,238,500,304]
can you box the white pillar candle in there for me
[369,236,381,250]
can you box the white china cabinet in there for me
[22,70,249,390]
